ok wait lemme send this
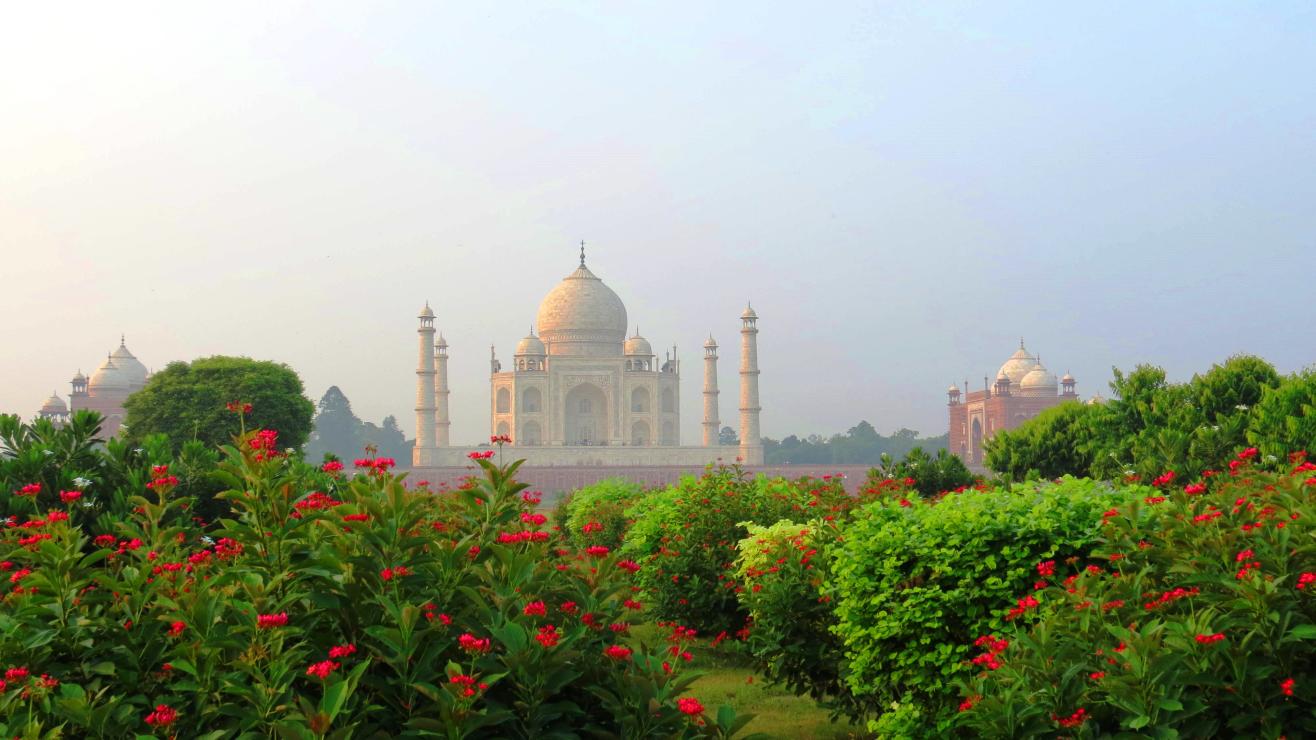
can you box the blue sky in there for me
[2,2,1313,443]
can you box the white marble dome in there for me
[535,262,628,355]
[516,332,546,356]
[89,356,128,392]
[1020,363,1058,395]
[110,339,149,389]
[40,393,67,414]
[998,344,1038,385]
[624,333,652,356]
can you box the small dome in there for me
[436,333,448,349]
[71,370,86,383]
[535,262,628,355]
[516,332,546,356]
[948,383,959,394]
[1061,371,1075,383]
[704,335,718,349]
[110,338,149,389]
[741,304,758,320]
[624,333,653,356]
[40,393,67,414]
[997,341,1038,385]
[419,303,435,319]
[89,356,128,392]
[1020,363,1058,394]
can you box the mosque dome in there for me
[624,332,652,357]
[89,356,128,392]
[535,258,628,356]
[998,342,1038,386]
[1020,363,1058,395]
[704,335,718,349]
[110,338,149,389]
[40,393,67,415]
[516,331,546,356]
[419,303,435,319]
[71,370,86,383]
[1061,371,1076,384]
[741,304,758,320]
[948,383,959,394]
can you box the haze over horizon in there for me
[3,2,1314,445]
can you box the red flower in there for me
[616,560,641,573]
[467,450,496,460]
[167,621,186,637]
[523,601,547,617]
[1282,677,1295,696]
[1036,560,1056,577]
[4,667,29,682]
[676,696,705,716]
[306,660,340,679]
[144,703,178,727]
[1053,708,1087,728]
[58,490,82,503]
[1089,671,1105,680]
[534,624,560,648]
[603,644,633,661]
[458,633,492,653]
[256,612,288,629]
[1151,471,1176,487]
[322,460,344,473]
[380,566,412,581]
[958,695,980,712]
[1297,573,1316,590]
[15,483,41,497]
[1195,633,1226,644]
[585,545,610,557]
[1239,447,1259,460]
[1183,483,1207,495]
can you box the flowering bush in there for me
[735,519,861,719]
[622,466,852,634]
[958,450,1316,737]
[0,426,753,737]
[829,477,1145,733]
[561,477,645,550]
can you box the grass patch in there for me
[629,623,866,739]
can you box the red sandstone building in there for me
[948,341,1077,470]
[36,337,149,438]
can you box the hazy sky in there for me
[3,2,1314,445]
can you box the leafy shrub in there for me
[735,518,859,718]
[0,431,749,737]
[562,477,645,550]
[623,466,852,635]
[958,449,1316,737]
[829,477,1145,732]
[866,446,978,499]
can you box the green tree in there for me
[985,401,1100,480]
[361,415,409,462]
[1248,368,1316,459]
[123,356,314,452]
[305,385,364,461]
[719,425,739,446]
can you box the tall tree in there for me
[123,356,314,451]
[305,386,363,461]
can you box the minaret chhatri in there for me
[434,333,451,447]
[413,302,437,466]
[702,335,720,447]
[738,303,763,465]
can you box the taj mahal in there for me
[411,246,764,470]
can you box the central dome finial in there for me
[579,240,586,267]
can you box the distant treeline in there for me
[761,421,948,465]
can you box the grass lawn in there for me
[629,624,867,739]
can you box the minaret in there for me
[702,335,720,447]
[414,303,437,466]
[738,304,763,465]
[434,334,451,447]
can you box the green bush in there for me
[829,477,1145,732]
[735,519,859,718]
[958,449,1316,737]
[865,446,979,499]
[622,466,852,635]
[562,477,645,550]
